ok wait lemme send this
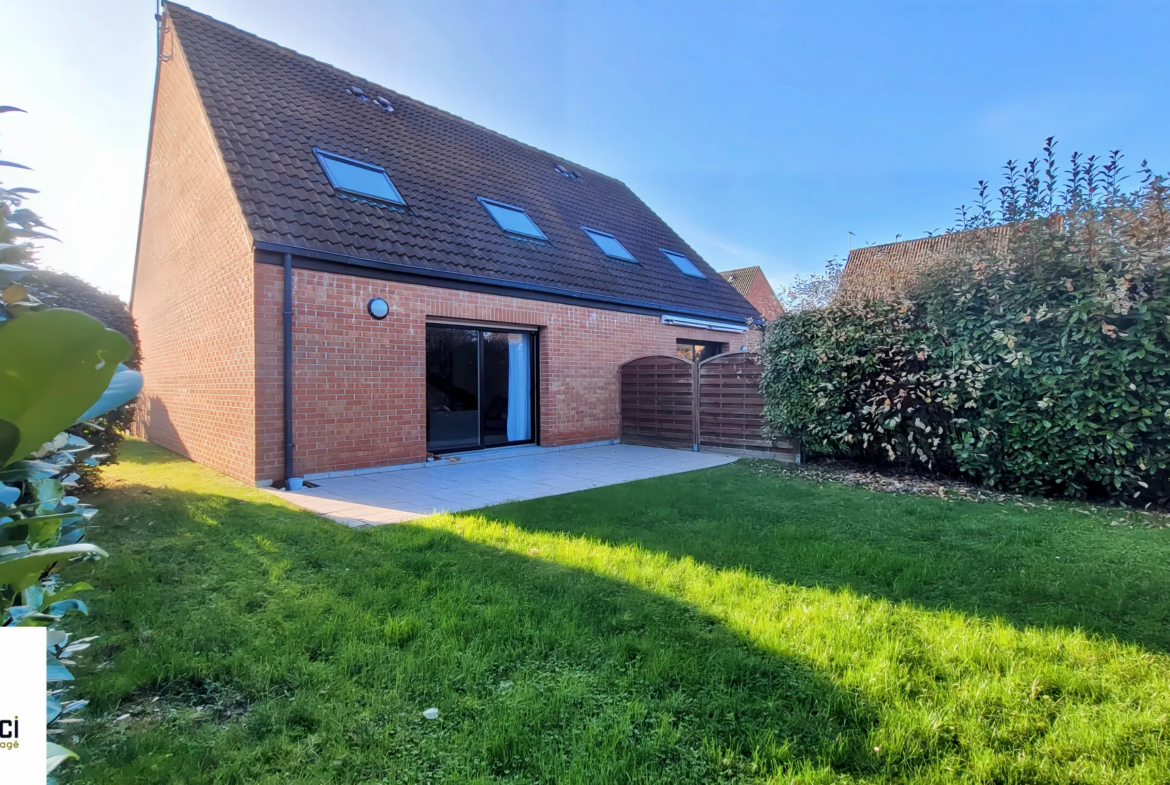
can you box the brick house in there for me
[131,4,761,486]
[718,266,784,321]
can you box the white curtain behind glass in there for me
[506,333,532,441]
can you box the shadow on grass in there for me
[69,481,879,784]
[484,461,1170,654]
[69,441,1170,783]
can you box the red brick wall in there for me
[133,23,760,485]
[255,263,757,482]
[744,273,784,321]
[130,31,259,483]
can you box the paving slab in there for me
[266,444,736,527]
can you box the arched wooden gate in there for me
[619,352,799,461]
[619,355,695,450]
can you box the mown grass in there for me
[63,439,1170,784]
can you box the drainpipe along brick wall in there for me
[253,262,758,483]
[132,18,761,486]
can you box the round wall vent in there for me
[367,298,390,320]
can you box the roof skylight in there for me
[661,249,706,279]
[479,198,547,240]
[582,227,636,262]
[314,149,405,206]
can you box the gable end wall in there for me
[130,27,258,483]
[744,274,783,321]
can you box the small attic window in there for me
[582,227,636,263]
[662,249,706,279]
[314,148,405,206]
[478,197,547,240]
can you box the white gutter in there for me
[661,314,748,333]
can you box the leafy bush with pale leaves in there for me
[763,141,1170,507]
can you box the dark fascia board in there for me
[253,241,759,324]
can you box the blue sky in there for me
[4,1,1168,300]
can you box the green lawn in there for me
[64,440,1170,784]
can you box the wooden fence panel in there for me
[619,355,695,449]
[698,352,799,460]
[619,352,798,461]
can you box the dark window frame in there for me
[676,339,726,363]
[581,226,638,263]
[477,197,548,240]
[313,147,406,207]
[425,323,539,455]
[661,248,707,279]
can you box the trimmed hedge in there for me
[23,269,140,490]
[763,146,1170,506]
[762,299,978,472]
[25,269,139,360]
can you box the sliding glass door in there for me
[426,325,536,454]
[481,331,533,446]
[425,327,481,452]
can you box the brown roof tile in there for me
[164,4,759,322]
[718,266,759,298]
[838,226,1013,302]
[718,266,783,320]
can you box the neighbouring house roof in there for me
[163,4,759,323]
[718,266,784,320]
[719,266,760,298]
[838,225,1013,302]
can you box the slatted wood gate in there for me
[619,355,695,449]
[619,352,799,461]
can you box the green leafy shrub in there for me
[0,107,142,779]
[763,142,1170,507]
[763,299,984,471]
[1,106,141,492]
[22,269,141,490]
[0,306,137,779]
